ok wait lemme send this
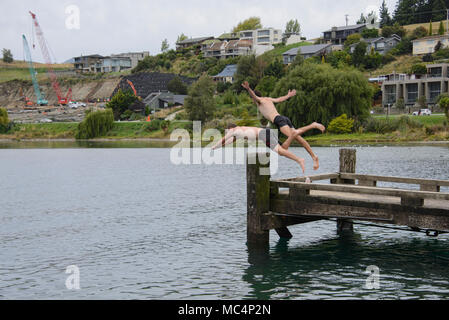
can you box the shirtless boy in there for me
[241,81,325,170]
[212,124,306,174]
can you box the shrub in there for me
[76,109,114,139]
[410,63,427,75]
[222,90,239,105]
[0,107,13,134]
[142,119,162,132]
[439,96,449,119]
[363,116,423,134]
[327,114,354,134]
[106,89,137,120]
[0,107,9,126]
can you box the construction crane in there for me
[22,34,48,106]
[126,79,142,100]
[29,11,72,105]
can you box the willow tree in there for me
[184,75,216,123]
[271,62,373,128]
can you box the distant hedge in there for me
[0,107,10,133]
[75,109,114,139]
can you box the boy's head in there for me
[227,123,237,130]
[254,90,262,97]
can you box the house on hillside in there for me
[212,64,238,83]
[349,34,401,55]
[412,35,449,55]
[282,44,333,64]
[144,92,187,110]
[203,40,253,59]
[176,36,214,50]
[73,53,148,73]
[381,63,449,108]
[323,24,368,45]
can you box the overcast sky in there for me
[1,0,397,63]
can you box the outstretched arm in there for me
[212,130,236,150]
[241,81,261,104]
[270,89,297,103]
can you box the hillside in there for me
[0,60,73,83]
[368,55,423,76]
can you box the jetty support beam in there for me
[335,149,356,233]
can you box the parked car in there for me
[68,101,87,109]
[412,109,432,116]
[39,118,53,123]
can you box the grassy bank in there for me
[1,115,448,143]
[0,61,73,83]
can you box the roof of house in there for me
[213,64,238,78]
[283,44,332,56]
[324,24,367,33]
[176,36,214,45]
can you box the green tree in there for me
[352,42,368,67]
[0,107,10,133]
[161,39,169,53]
[411,26,428,39]
[432,0,447,22]
[167,76,188,94]
[264,58,285,79]
[106,89,137,120]
[361,28,379,38]
[381,23,406,38]
[395,98,406,111]
[379,0,392,27]
[232,54,265,91]
[271,61,373,128]
[177,33,188,43]
[438,96,449,119]
[328,114,354,134]
[184,75,216,123]
[255,76,277,97]
[75,109,114,139]
[232,17,262,33]
[2,49,13,63]
[285,19,301,35]
[410,63,427,75]
[439,21,445,35]
[345,33,362,47]
[393,0,416,25]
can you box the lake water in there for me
[1,143,449,300]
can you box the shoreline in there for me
[1,137,448,146]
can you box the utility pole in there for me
[345,14,349,26]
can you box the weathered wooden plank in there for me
[261,213,322,230]
[247,153,270,247]
[272,181,449,201]
[271,198,395,222]
[270,198,449,232]
[337,149,356,232]
[273,173,339,183]
[340,173,449,187]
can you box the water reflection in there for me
[244,230,449,300]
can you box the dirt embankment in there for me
[0,78,121,108]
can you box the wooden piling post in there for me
[247,153,270,248]
[337,149,356,233]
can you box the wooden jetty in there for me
[247,149,449,247]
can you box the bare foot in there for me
[313,122,326,133]
[313,156,319,171]
[298,158,305,174]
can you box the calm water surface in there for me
[0,143,449,299]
